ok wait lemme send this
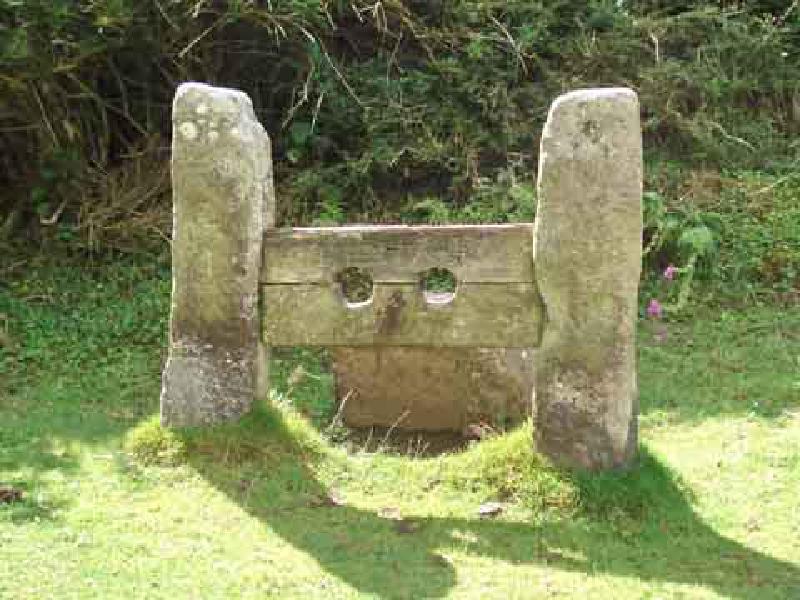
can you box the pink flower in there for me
[663,264,678,280]
[647,298,663,319]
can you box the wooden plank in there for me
[261,224,534,284]
[261,282,543,347]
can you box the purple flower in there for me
[647,298,663,319]
[663,264,678,281]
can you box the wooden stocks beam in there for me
[260,225,543,347]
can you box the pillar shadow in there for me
[181,404,800,599]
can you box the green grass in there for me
[1,259,798,599]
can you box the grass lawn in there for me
[1,259,798,599]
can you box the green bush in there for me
[1,1,798,300]
[640,165,800,307]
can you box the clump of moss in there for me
[125,416,187,466]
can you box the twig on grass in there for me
[377,409,410,454]
[327,389,354,432]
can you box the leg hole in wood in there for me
[420,267,457,305]
[336,267,374,308]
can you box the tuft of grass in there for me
[127,401,331,470]
[125,416,187,466]
[438,424,578,516]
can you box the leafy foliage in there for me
[2,2,799,234]
[641,166,799,308]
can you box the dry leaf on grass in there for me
[308,492,344,508]
[0,486,23,504]
[478,502,503,518]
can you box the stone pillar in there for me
[532,88,642,470]
[160,82,275,427]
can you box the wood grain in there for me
[261,224,534,284]
[261,282,543,347]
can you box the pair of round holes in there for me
[337,267,456,308]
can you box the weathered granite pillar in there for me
[161,82,275,427]
[532,88,642,470]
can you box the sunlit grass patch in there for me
[2,255,799,598]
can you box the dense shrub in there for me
[0,1,797,268]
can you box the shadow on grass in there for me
[638,309,800,423]
[0,400,89,523]
[0,440,79,524]
[0,256,167,520]
[179,404,800,600]
[0,364,160,523]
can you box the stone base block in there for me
[332,347,533,431]
[160,347,255,427]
